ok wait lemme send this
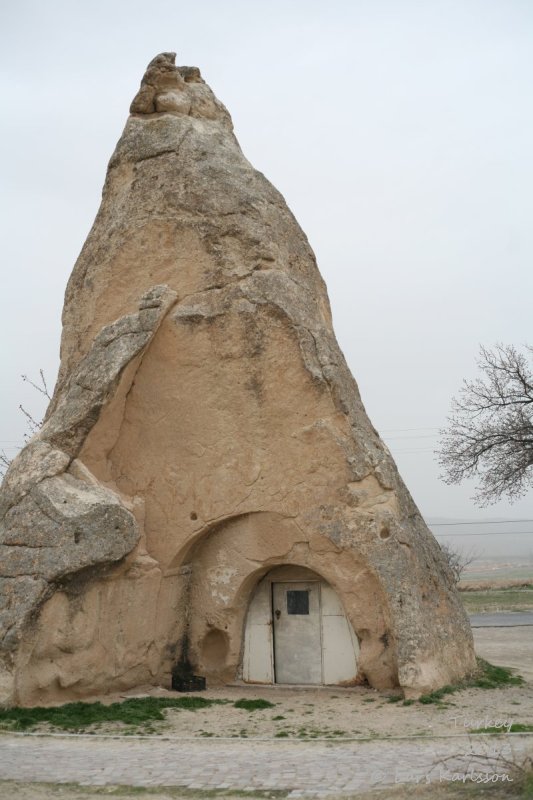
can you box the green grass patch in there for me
[419,685,456,705]
[0,781,291,798]
[470,658,524,689]
[0,695,280,732]
[471,723,533,734]
[460,587,533,613]
[0,696,228,732]
[386,694,403,703]
[233,698,275,711]
[418,658,524,705]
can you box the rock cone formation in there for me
[0,53,475,705]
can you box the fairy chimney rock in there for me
[0,53,476,705]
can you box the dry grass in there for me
[459,586,533,613]
[460,580,533,592]
[1,777,532,800]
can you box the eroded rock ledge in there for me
[130,52,232,126]
[0,286,176,670]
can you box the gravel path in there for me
[0,733,531,796]
[1,624,531,796]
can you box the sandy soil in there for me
[0,778,524,799]
[97,627,531,739]
[2,628,530,799]
[473,627,533,682]
[118,679,532,741]
[15,626,527,741]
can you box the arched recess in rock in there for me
[242,564,362,686]
[171,510,398,690]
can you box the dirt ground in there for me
[1,627,531,799]
[0,778,526,800]
[112,677,532,741]
[142,685,530,740]
[12,626,530,741]
[473,627,533,683]
[93,627,533,739]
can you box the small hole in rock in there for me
[190,512,198,521]
[379,526,391,540]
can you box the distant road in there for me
[469,611,533,627]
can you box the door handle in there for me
[275,609,281,620]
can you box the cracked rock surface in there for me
[0,53,475,706]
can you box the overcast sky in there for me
[1,1,532,546]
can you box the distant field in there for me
[461,565,533,583]
[460,587,533,613]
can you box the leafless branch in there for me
[19,405,43,438]
[0,370,50,478]
[437,344,533,505]
[435,745,532,792]
[21,369,51,399]
[0,451,12,478]
[439,542,477,585]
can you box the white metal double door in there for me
[272,581,322,684]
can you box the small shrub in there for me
[471,658,524,689]
[419,685,456,705]
[233,698,275,711]
[386,694,403,703]
[418,658,524,705]
[471,723,533,734]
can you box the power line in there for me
[384,435,438,440]
[379,427,440,432]
[389,449,436,454]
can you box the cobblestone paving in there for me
[0,734,532,796]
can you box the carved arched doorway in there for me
[243,566,359,685]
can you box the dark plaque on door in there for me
[286,590,310,615]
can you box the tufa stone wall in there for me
[0,53,475,706]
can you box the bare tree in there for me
[0,452,11,477]
[439,541,476,585]
[0,370,50,477]
[437,344,533,506]
[19,370,51,438]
